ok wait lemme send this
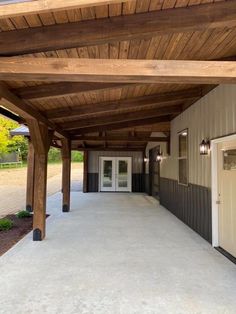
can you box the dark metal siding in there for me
[132,174,145,192]
[160,177,212,243]
[87,173,99,192]
[149,146,160,199]
[144,173,150,195]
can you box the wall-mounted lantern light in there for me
[144,156,149,163]
[156,151,163,162]
[200,139,210,155]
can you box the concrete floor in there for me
[0,193,236,314]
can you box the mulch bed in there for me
[0,214,33,256]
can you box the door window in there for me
[223,149,236,170]
[118,160,128,188]
[178,129,188,185]
[102,160,113,187]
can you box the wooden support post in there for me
[61,138,71,212]
[27,120,53,241]
[83,151,88,193]
[26,139,35,212]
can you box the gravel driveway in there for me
[0,162,83,218]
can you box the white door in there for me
[116,157,132,192]
[100,157,132,192]
[218,140,236,258]
[100,157,116,191]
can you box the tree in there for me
[7,135,28,160]
[0,116,28,160]
[0,125,8,157]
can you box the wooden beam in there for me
[61,105,181,130]
[72,136,170,142]
[26,139,35,213]
[0,0,129,19]
[1,58,236,84]
[46,88,200,120]
[61,138,71,212]
[27,120,53,241]
[70,116,171,134]
[119,124,171,133]
[13,82,133,100]
[0,83,68,138]
[1,0,236,55]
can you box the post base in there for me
[62,204,70,212]
[26,204,33,212]
[33,228,42,241]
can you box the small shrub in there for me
[0,218,13,231]
[71,151,84,162]
[16,210,32,219]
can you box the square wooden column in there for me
[27,120,53,241]
[26,139,35,212]
[61,138,71,212]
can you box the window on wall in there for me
[178,129,188,185]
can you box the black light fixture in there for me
[200,139,210,155]
[156,151,163,162]
[144,155,149,163]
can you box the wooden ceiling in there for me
[0,0,235,151]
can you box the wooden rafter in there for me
[1,58,236,84]
[61,105,181,130]
[46,88,201,120]
[0,0,129,19]
[72,136,170,142]
[13,82,133,100]
[69,116,171,134]
[77,147,145,152]
[0,84,68,138]
[0,0,236,55]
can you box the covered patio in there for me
[1,0,236,242]
[0,2,236,312]
[0,192,236,313]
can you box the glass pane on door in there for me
[223,149,236,170]
[118,160,128,188]
[102,160,113,187]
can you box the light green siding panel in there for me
[157,85,236,188]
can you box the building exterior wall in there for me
[161,84,236,188]
[148,85,236,243]
[87,151,144,192]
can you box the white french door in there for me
[100,157,132,192]
[100,157,116,191]
[115,157,132,192]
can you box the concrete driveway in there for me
[0,192,236,314]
